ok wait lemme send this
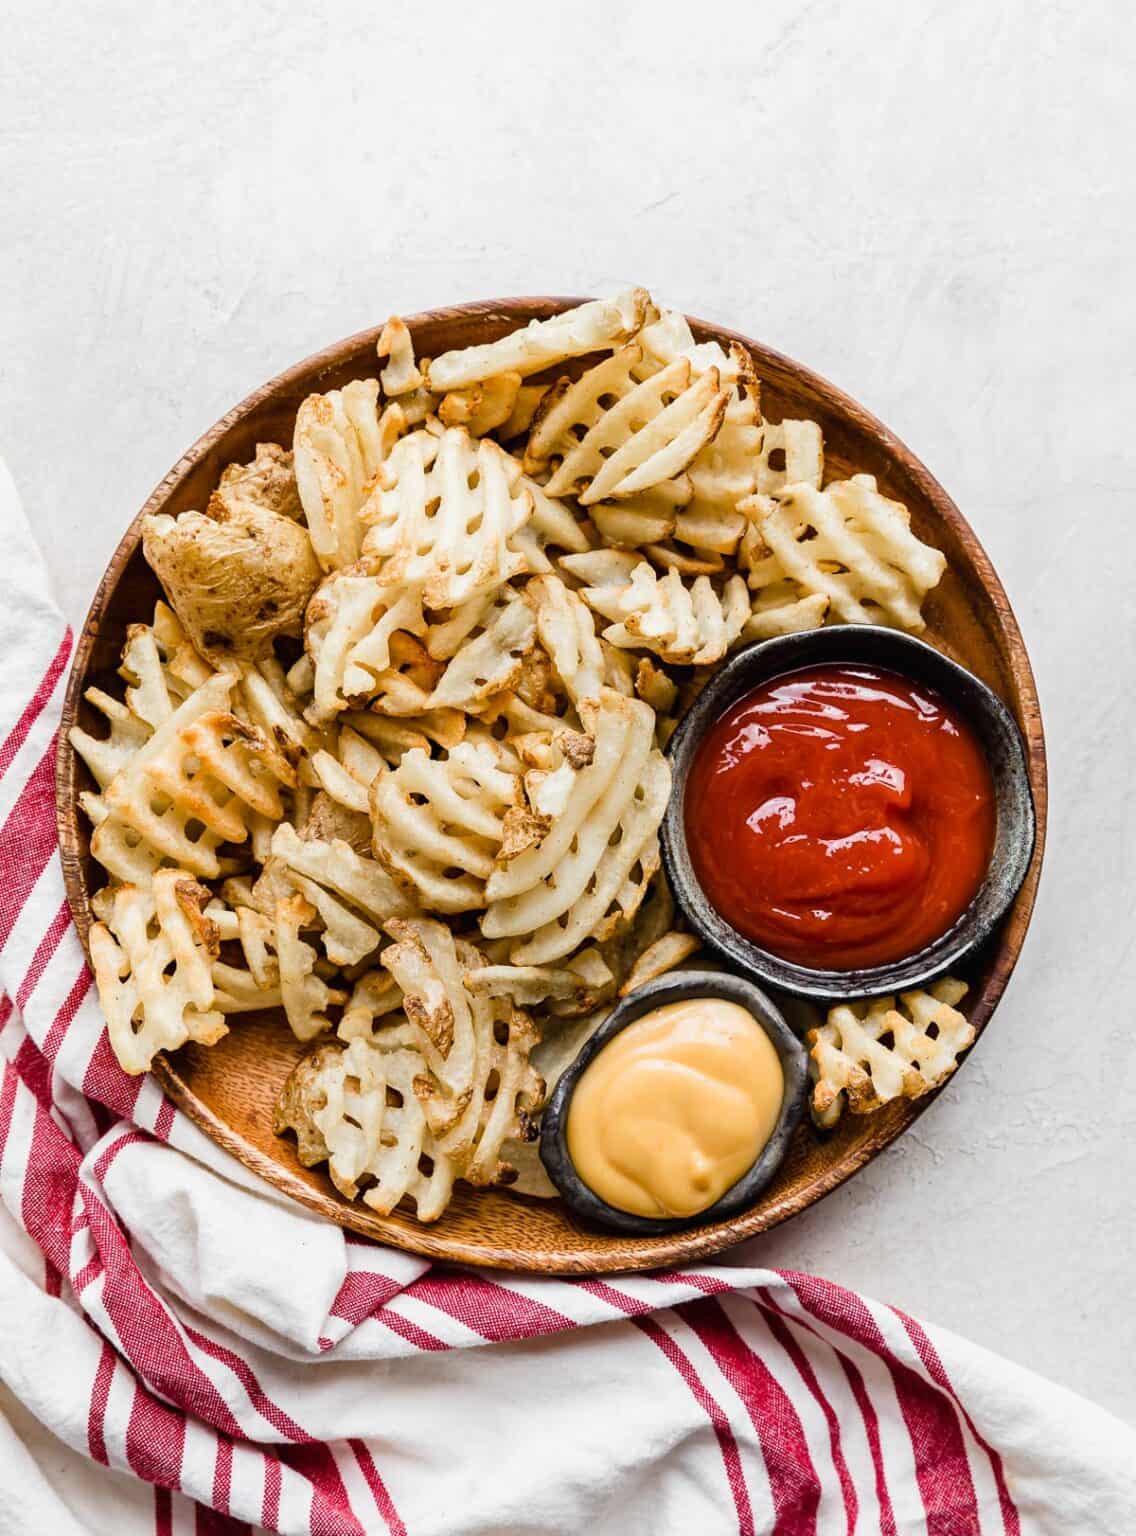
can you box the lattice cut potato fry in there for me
[274,1038,455,1220]
[747,475,947,631]
[482,690,670,964]
[371,741,521,913]
[294,379,394,570]
[305,570,427,722]
[577,560,750,666]
[426,289,649,390]
[102,672,289,880]
[361,427,532,607]
[537,357,728,507]
[380,921,544,1182]
[274,891,347,1041]
[428,591,537,710]
[376,317,423,398]
[529,573,605,704]
[738,508,830,641]
[754,418,824,496]
[90,869,227,1074]
[271,820,416,938]
[438,371,522,436]
[806,979,972,1128]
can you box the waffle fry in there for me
[754,418,824,495]
[371,741,521,913]
[428,591,537,710]
[376,317,423,398]
[482,691,670,964]
[362,427,533,607]
[426,289,648,389]
[275,1039,455,1220]
[529,574,605,704]
[807,980,972,1128]
[538,358,727,506]
[305,571,427,722]
[294,379,400,570]
[748,475,946,631]
[577,561,750,666]
[89,870,226,1074]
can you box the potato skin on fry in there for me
[143,499,321,663]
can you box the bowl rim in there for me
[538,970,809,1236]
[660,625,1038,1000]
[53,295,1049,1273]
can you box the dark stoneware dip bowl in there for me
[660,626,1037,1002]
[539,970,809,1236]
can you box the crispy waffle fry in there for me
[272,821,415,931]
[361,427,532,607]
[438,371,522,436]
[426,289,649,390]
[274,1038,455,1220]
[376,317,423,398]
[482,691,670,964]
[310,726,386,817]
[590,479,692,549]
[428,591,537,710]
[275,891,347,1041]
[294,379,392,570]
[380,922,543,1182]
[464,945,615,1011]
[807,980,972,1128]
[538,358,728,506]
[305,571,427,722]
[103,675,295,880]
[529,574,605,704]
[754,418,824,495]
[747,475,947,631]
[90,870,226,1075]
[738,507,830,639]
[371,741,521,913]
[577,561,749,666]
[618,931,701,996]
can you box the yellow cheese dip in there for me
[565,998,785,1219]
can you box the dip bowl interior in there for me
[539,970,809,1236]
[660,626,1037,1002]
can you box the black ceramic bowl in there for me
[660,626,1036,1002]
[539,970,808,1236]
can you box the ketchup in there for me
[684,664,996,970]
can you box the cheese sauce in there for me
[565,999,784,1219]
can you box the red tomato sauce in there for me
[684,664,996,970]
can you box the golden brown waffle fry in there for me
[376,317,424,398]
[482,691,670,964]
[274,1038,455,1220]
[748,475,946,631]
[426,289,648,389]
[371,741,521,913]
[305,571,427,722]
[807,979,972,1128]
[294,379,393,570]
[90,870,227,1074]
[754,418,824,495]
[577,561,749,666]
[362,427,533,607]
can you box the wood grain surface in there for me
[55,298,1048,1274]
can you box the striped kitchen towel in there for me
[0,457,1132,1536]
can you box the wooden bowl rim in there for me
[55,295,1048,1273]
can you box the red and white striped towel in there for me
[0,459,1132,1536]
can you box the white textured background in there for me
[2,0,1133,1424]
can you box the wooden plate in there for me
[56,298,1047,1274]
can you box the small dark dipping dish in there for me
[539,971,808,1236]
[661,626,1036,1002]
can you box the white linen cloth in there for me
[0,457,1133,1536]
